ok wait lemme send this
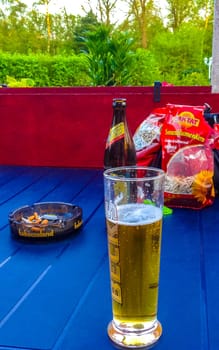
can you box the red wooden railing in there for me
[0,86,218,168]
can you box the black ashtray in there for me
[9,202,83,240]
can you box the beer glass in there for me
[104,166,165,349]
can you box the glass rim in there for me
[103,166,165,182]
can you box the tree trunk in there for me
[129,0,148,48]
[211,0,219,92]
[45,1,51,53]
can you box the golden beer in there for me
[106,203,162,328]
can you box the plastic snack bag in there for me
[161,104,215,209]
[133,107,166,167]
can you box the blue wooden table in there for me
[0,165,218,350]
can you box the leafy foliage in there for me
[130,49,162,85]
[150,23,210,85]
[82,25,136,86]
[74,11,100,53]
[0,53,91,86]
[0,0,214,86]
[6,76,35,87]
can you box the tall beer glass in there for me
[104,166,165,349]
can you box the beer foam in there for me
[116,203,162,225]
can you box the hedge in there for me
[0,53,91,87]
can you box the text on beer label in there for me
[107,220,122,304]
[107,122,125,147]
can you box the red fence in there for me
[0,86,218,168]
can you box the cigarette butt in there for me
[31,226,41,232]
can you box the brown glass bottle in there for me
[104,98,136,169]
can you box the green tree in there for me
[97,0,117,25]
[81,0,118,25]
[46,10,77,54]
[74,11,100,54]
[122,0,159,48]
[0,0,214,87]
[33,0,52,53]
[150,23,209,85]
[166,0,214,32]
[0,0,30,53]
[166,0,197,31]
[82,25,135,85]
[130,48,161,85]
[59,10,77,54]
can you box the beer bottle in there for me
[104,98,136,169]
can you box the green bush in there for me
[0,50,210,87]
[0,52,91,86]
[130,49,162,86]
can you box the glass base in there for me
[107,320,162,349]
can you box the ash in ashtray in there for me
[9,202,83,240]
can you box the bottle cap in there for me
[113,98,126,107]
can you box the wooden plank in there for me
[53,257,112,350]
[156,209,207,350]
[200,199,219,350]
[0,167,100,227]
[0,166,30,186]
[49,208,207,349]
[0,167,104,349]
[0,206,106,349]
[0,167,102,261]
[0,166,216,350]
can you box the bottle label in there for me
[107,220,122,304]
[106,122,125,148]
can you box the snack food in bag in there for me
[134,103,219,209]
[161,104,215,209]
[133,107,166,167]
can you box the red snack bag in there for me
[161,104,215,209]
[134,107,166,166]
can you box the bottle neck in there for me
[112,107,126,125]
